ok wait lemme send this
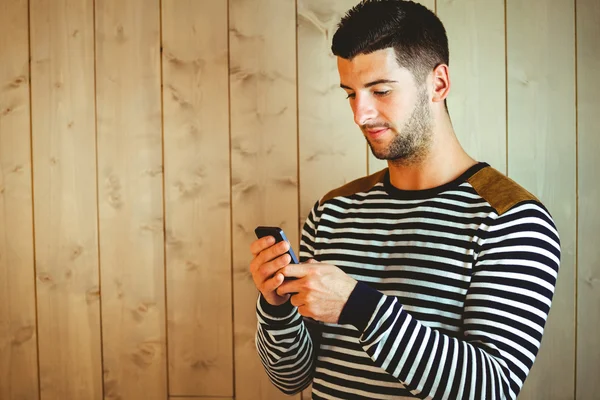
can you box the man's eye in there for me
[374,90,390,96]
[345,93,355,99]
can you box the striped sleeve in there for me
[255,296,314,394]
[337,201,560,399]
[254,202,322,394]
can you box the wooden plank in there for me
[576,0,600,398]
[297,2,362,398]
[438,0,506,173]
[298,0,366,226]
[417,0,435,11]
[0,0,39,399]
[366,0,436,174]
[29,0,103,398]
[95,0,167,399]
[506,0,576,399]
[229,0,299,399]
[162,0,232,396]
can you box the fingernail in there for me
[267,236,275,244]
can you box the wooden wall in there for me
[0,0,597,399]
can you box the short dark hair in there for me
[331,0,449,84]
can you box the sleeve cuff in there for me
[338,281,384,332]
[258,294,295,319]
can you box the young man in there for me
[249,1,560,399]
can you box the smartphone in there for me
[254,226,299,264]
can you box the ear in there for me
[431,64,450,104]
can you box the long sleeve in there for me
[254,202,323,394]
[337,201,560,399]
[255,296,314,394]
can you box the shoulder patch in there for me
[319,168,388,206]
[467,166,539,215]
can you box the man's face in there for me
[337,48,433,164]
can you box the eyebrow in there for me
[339,79,398,91]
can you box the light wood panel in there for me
[162,0,233,396]
[438,0,507,173]
[296,2,361,398]
[229,0,299,398]
[576,0,600,398]
[415,0,436,13]
[298,0,366,228]
[367,0,436,174]
[0,0,39,399]
[29,0,103,398]
[95,0,167,399]
[506,0,576,399]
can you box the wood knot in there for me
[12,326,35,345]
[185,261,199,271]
[38,273,53,284]
[10,76,26,88]
[70,245,84,260]
[191,358,217,370]
[131,342,158,368]
[86,288,100,304]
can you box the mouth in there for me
[365,127,389,140]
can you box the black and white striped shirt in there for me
[256,162,560,399]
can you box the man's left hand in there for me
[276,260,358,324]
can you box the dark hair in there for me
[331,0,449,84]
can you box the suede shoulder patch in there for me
[319,168,388,206]
[467,166,539,215]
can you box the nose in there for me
[352,94,377,126]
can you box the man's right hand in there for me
[249,236,293,306]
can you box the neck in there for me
[387,111,477,191]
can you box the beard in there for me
[364,88,433,165]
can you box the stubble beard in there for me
[366,89,433,167]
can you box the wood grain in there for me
[0,0,39,399]
[506,0,576,398]
[576,0,600,397]
[438,0,507,173]
[229,0,299,398]
[29,0,103,398]
[95,0,167,398]
[366,0,436,174]
[298,0,366,227]
[162,0,233,396]
[297,2,362,397]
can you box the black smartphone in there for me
[254,226,299,264]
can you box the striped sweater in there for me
[255,162,560,399]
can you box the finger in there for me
[257,253,291,283]
[297,305,314,319]
[276,278,300,296]
[280,263,310,279]
[250,236,276,257]
[250,240,289,276]
[306,258,318,264]
[288,291,306,308]
[262,272,286,294]
[258,240,291,265]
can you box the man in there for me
[249,1,560,399]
